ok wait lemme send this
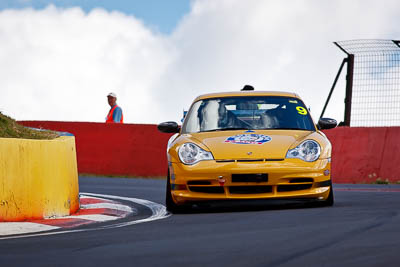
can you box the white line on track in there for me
[0,193,171,240]
[0,222,60,236]
[82,202,134,212]
[66,214,120,222]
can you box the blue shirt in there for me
[110,105,123,123]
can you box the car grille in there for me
[315,180,332,187]
[277,184,313,192]
[188,186,224,194]
[229,186,272,194]
[289,178,314,183]
[186,178,325,195]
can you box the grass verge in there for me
[0,112,58,139]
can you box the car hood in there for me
[189,130,313,160]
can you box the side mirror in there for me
[318,118,337,130]
[157,121,180,133]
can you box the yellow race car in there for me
[158,86,337,213]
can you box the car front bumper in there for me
[169,158,332,204]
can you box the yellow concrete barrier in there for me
[0,136,80,221]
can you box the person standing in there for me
[106,92,124,123]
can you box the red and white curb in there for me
[0,193,170,239]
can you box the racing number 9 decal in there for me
[296,106,308,115]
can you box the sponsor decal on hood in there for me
[225,134,272,145]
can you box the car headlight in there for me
[178,143,214,165]
[286,140,321,162]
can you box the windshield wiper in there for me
[220,127,250,131]
[259,127,309,131]
[202,127,250,132]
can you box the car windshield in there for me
[182,96,316,133]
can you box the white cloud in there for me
[0,5,173,123]
[1,1,400,124]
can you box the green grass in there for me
[374,178,390,184]
[0,112,58,140]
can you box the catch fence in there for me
[323,39,400,127]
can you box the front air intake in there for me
[232,174,268,183]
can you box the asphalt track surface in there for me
[1,177,400,267]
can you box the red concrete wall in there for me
[19,121,400,183]
[19,121,173,177]
[323,126,400,183]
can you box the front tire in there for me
[166,170,189,213]
[319,185,334,207]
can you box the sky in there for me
[0,0,190,34]
[0,0,399,124]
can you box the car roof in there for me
[193,91,300,102]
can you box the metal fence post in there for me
[320,58,347,120]
[344,54,354,126]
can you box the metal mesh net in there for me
[336,39,400,127]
